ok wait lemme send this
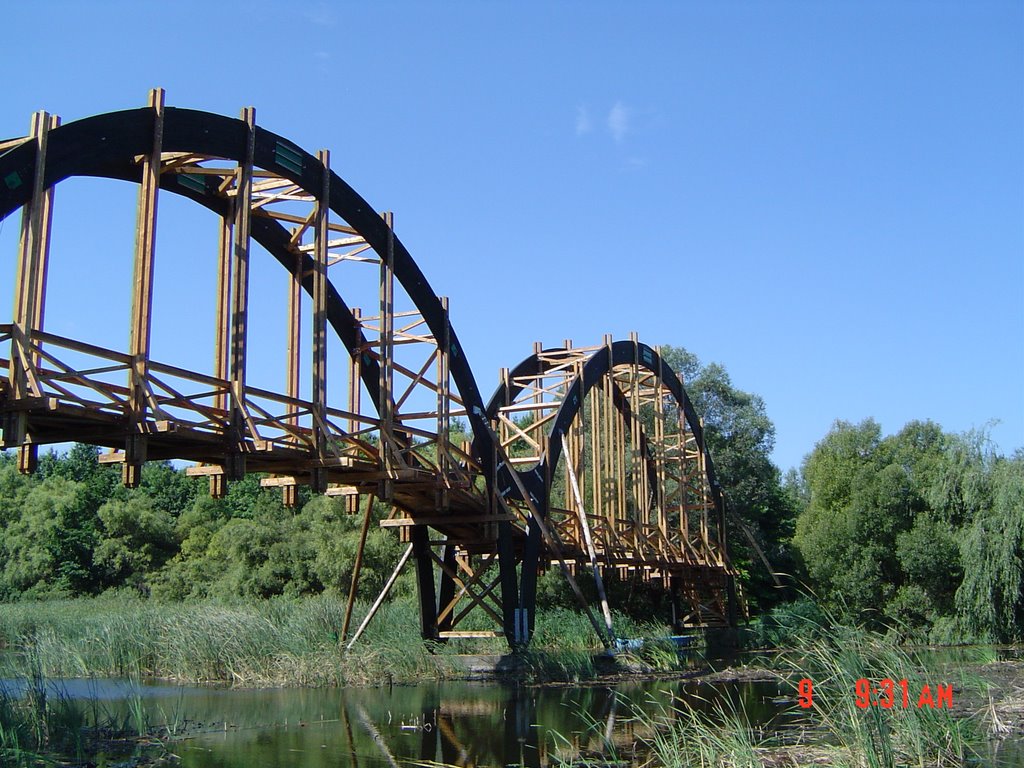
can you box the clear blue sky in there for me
[1,1,1021,473]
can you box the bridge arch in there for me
[0,95,501,489]
[485,338,736,639]
[0,93,738,648]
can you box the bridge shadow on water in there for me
[131,674,789,768]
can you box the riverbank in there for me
[4,655,1021,768]
[0,595,676,687]
[3,596,1023,766]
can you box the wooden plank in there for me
[378,211,398,497]
[345,543,412,649]
[124,88,165,487]
[213,214,231,410]
[341,492,376,642]
[563,435,614,637]
[0,137,27,152]
[226,106,256,481]
[7,110,58,472]
[254,208,359,235]
[379,514,513,528]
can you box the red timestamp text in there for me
[796,678,953,710]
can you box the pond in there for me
[3,648,1022,767]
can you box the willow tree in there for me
[955,445,1024,642]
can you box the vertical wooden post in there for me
[602,335,615,538]
[341,492,376,642]
[378,211,395,500]
[210,213,233,498]
[227,106,255,482]
[678,373,690,550]
[436,296,451,510]
[5,110,57,471]
[655,373,667,542]
[311,150,330,494]
[615,383,627,543]
[346,307,362,514]
[563,436,614,638]
[573,358,586,520]
[630,334,643,549]
[214,216,233,405]
[697,416,711,558]
[564,361,579,531]
[28,114,59,371]
[590,367,602,531]
[286,242,302,427]
[125,88,165,488]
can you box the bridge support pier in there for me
[411,525,439,641]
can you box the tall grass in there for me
[617,614,988,768]
[781,620,983,767]
[0,596,680,687]
[639,695,765,768]
[0,665,173,766]
[0,595,457,687]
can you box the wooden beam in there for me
[5,110,58,471]
[341,492,376,643]
[226,106,255,482]
[213,215,231,409]
[563,435,614,639]
[285,235,302,440]
[346,307,362,513]
[124,88,165,488]
[379,513,513,528]
[378,210,396,499]
[311,149,329,493]
[345,543,413,650]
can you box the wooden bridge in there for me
[0,90,736,649]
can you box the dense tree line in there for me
[794,419,1023,642]
[0,346,1019,643]
[0,445,407,603]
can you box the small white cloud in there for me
[304,3,337,27]
[607,101,630,142]
[575,106,592,136]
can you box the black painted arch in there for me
[484,340,724,512]
[0,105,491,465]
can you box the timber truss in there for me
[0,90,737,649]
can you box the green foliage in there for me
[956,451,1024,642]
[795,420,949,626]
[0,472,85,599]
[0,445,411,606]
[95,496,176,591]
[747,596,828,648]
[659,345,800,612]
[794,420,1023,641]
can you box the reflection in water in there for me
[172,678,790,768]
[4,671,1020,767]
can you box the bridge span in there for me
[0,90,737,649]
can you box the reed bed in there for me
[780,621,984,767]
[622,616,989,768]
[0,595,458,687]
[0,670,182,767]
[0,596,667,687]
